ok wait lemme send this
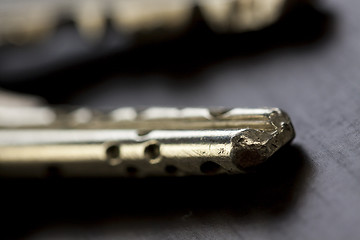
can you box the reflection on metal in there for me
[0,0,297,45]
[0,107,295,177]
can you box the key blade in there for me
[0,107,295,177]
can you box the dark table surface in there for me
[1,0,360,239]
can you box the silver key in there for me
[0,107,295,177]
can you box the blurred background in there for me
[1,0,360,239]
[0,0,328,107]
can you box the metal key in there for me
[0,0,299,45]
[0,107,295,177]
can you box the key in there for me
[0,0,299,45]
[0,107,295,177]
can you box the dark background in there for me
[1,0,360,239]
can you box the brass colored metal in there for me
[0,107,295,177]
[0,0,295,45]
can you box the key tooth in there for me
[197,0,235,32]
[110,0,193,33]
[0,1,61,45]
[251,0,287,30]
[74,0,106,40]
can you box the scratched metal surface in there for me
[1,0,360,239]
